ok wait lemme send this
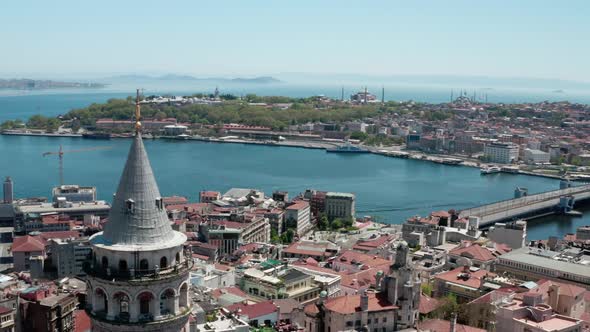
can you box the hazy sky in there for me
[1,0,588,80]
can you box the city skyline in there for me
[2,0,589,81]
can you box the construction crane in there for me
[42,145,112,185]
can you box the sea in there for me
[0,82,589,241]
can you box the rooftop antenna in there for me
[364,86,368,104]
[135,88,142,134]
[451,90,454,103]
[341,87,344,101]
[381,86,385,104]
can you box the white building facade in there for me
[285,201,311,235]
[524,148,551,164]
[325,192,356,220]
[484,142,520,164]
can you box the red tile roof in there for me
[353,234,394,251]
[304,302,320,316]
[419,293,443,314]
[340,268,380,290]
[418,319,486,332]
[0,306,12,314]
[286,201,309,211]
[227,300,278,319]
[200,191,220,197]
[74,309,91,332]
[162,196,188,205]
[528,279,586,299]
[12,235,46,252]
[192,253,209,261]
[210,286,249,300]
[324,293,397,314]
[166,203,209,213]
[336,250,392,270]
[434,267,494,289]
[431,210,451,218]
[214,263,233,272]
[449,244,496,262]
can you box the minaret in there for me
[86,90,191,332]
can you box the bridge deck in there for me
[459,184,590,227]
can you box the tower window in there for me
[160,256,168,269]
[125,199,135,214]
[155,197,163,210]
[140,259,149,271]
[101,256,108,270]
[119,259,128,272]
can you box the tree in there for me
[421,283,433,296]
[317,214,329,231]
[330,219,343,230]
[436,293,468,323]
[571,156,582,166]
[270,229,280,244]
[154,111,167,120]
[45,118,61,133]
[342,217,354,228]
[27,114,50,128]
[350,131,368,141]
[280,229,294,244]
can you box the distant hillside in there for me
[107,74,282,84]
[0,78,105,90]
[231,76,280,84]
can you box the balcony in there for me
[84,256,193,283]
[88,305,191,326]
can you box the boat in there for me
[501,166,520,174]
[82,132,111,139]
[481,166,501,175]
[326,143,370,153]
[440,158,462,165]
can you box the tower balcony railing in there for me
[84,255,193,282]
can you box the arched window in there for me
[138,292,153,318]
[118,259,128,272]
[113,292,130,320]
[176,252,181,264]
[94,288,107,313]
[140,259,149,271]
[160,289,175,315]
[179,283,188,309]
[160,256,168,269]
[101,256,108,270]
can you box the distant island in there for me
[0,78,105,90]
[107,74,282,84]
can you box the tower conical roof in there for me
[102,134,175,245]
